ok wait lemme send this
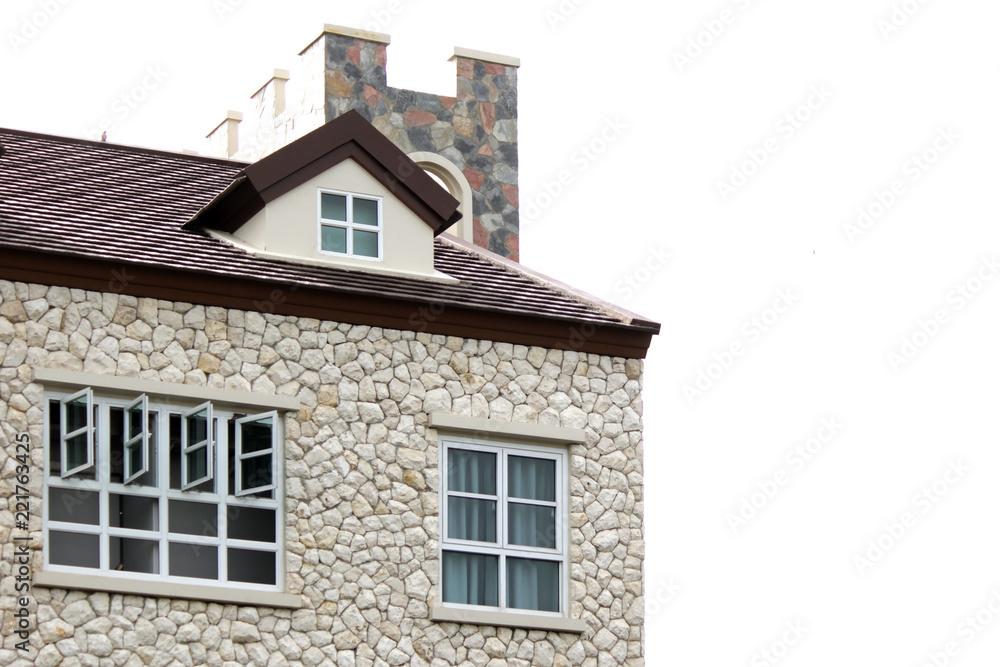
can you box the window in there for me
[440,439,567,616]
[44,389,282,591]
[318,189,382,259]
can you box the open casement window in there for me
[59,388,94,478]
[441,441,566,616]
[318,189,382,259]
[123,394,152,485]
[181,402,213,490]
[234,412,277,496]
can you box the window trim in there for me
[317,188,383,261]
[439,435,570,620]
[234,411,278,497]
[42,386,286,597]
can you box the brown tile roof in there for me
[0,126,659,356]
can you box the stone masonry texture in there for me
[0,281,645,666]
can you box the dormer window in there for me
[318,189,382,259]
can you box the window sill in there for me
[429,606,588,634]
[34,571,303,609]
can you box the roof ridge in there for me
[435,235,660,331]
[0,126,251,168]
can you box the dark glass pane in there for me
[65,395,88,433]
[442,551,498,606]
[321,193,347,221]
[321,225,347,253]
[240,418,272,453]
[352,230,378,258]
[508,503,556,549]
[448,449,496,495]
[353,197,379,225]
[169,542,217,580]
[127,441,144,477]
[508,456,556,501]
[168,500,217,537]
[65,433,89,471]
[228,548,276,585]
[48,487,99,525]
[128,404,143,440]
[110,494,158,531]
[228,506,276,543]
[448,497,496,542]
[110,537,158,574]
[186,449,208,483]
[241,454,272,492]
[186,409,208,445]
[49,531,99,568]
[507,558,560,612]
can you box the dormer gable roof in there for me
[185,109,461,235]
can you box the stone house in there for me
[0,25,659,667]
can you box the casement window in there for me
[318,189,382,259]
[440,438,567,616]
[44,389,282,592]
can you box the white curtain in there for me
[507,557,559,612]
[508,456,555,500]
[443,551,498,606]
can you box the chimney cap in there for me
[205,110,243,138]
[322,23,391,45]
[450,47,520,68]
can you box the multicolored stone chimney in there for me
[206,25,521,260]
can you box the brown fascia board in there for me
[0,248,655,359]
[186,110,461,234]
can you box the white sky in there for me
[5,0,1000,664]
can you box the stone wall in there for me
[0,280,644,666]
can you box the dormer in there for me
[186,110,462,281]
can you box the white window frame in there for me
[60,387,95,478]
[181,402,213,490]
[234,411,277,497]
[123,394,150,485]
[42,389,285,595]
[317,188,383,261]
[439,437,568,618]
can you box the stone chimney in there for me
[205,25,520,260]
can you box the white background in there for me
[4,1,1000,664]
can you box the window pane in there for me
[109,494,158,531]
[507,558,560,612]
[228,507,276,543]
[442,551,498,606]
[353,230,379,258]
[49,531,99,568]
[168,500,217,537]
[508,456,556,502]
[48,487,99,525]
[186,409,208,444]
[65,395,88,433]
[448,449,496,495]
[508,503,556,549]
[448,497,496,543]
[65,433,89,470]
[128,404,143,440]
[240,417,272,453]
[169,542,218,580]
[321,193,347,221]
[321,225,347,253]
[110,537,159,574]
[127,442,144,477]
[353,198,379,226]
[228,548,276,585]
[186,449,208,482]
[241,454,272,493]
